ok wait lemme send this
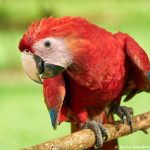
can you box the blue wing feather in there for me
[49,108,57,129]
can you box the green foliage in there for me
[0,74,70,150]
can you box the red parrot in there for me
[19,17,150,149]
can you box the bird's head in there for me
[19,16,93,83]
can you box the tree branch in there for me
[24,111,150,150]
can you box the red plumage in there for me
[19,17,150,150]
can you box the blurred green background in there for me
[0,0,150,149]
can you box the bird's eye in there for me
[24,49,30,53]
[44,40,51,48]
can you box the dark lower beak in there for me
[42,63,65,79]
[34,55,65,79]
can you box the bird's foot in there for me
[81,120,108,149]
[111,105,133,132]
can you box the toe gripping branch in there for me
[81,120,108,149]
[110,104,134,133]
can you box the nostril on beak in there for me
[33,55,44,74]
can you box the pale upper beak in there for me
[22,52,43,84]
[21,52,65,84]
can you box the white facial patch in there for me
[32,37,73,69]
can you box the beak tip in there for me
[33,78,43,84]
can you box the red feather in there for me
[19,16,150,149]
[19,16,150,124]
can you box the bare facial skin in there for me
[32,37,73,69]
[21,37,73,83]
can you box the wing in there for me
[121,34,150,101]
[43,73,77,128]
[125,35,150,90]
[43,74,66,128]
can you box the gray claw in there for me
[112,106,133,132]
[98,123,108,140]
[82,120,108,149]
